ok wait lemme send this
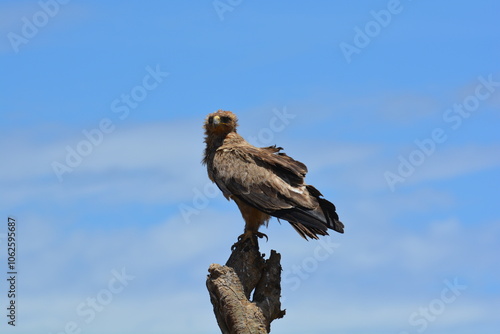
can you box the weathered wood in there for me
[206,237,285,333]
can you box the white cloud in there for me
[409,144,500,184]
[376,92,442,124]
[11,209,239,333]
[0,120,208,206]
[270,216,500,333]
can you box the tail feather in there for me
[317,197,344,234]
[289,221,327,240]
[272,187,344,239]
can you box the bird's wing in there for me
[213,144,343,238]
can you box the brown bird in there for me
[202,110,344,242]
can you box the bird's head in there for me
[204,110,238,136]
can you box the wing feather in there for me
[212,143,343,239]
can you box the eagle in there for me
[202,110,344,242]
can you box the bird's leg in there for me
[231,229,268,251]
[231,205,270,250]
[237,230,268,243]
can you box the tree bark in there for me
[206,237,286,333]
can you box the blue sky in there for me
[1,0,499,333]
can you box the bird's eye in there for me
[221,116,231,123]
[208,116,214,124]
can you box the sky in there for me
[1,0,499,333]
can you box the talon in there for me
[231,230,267,250]
[255,232,268,242]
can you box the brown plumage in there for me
[202,110,344,241]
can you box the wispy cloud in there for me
[13,209,238,333]
[1,120,207,207]
[406,144,500,184]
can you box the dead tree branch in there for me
[206,237,286,333]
